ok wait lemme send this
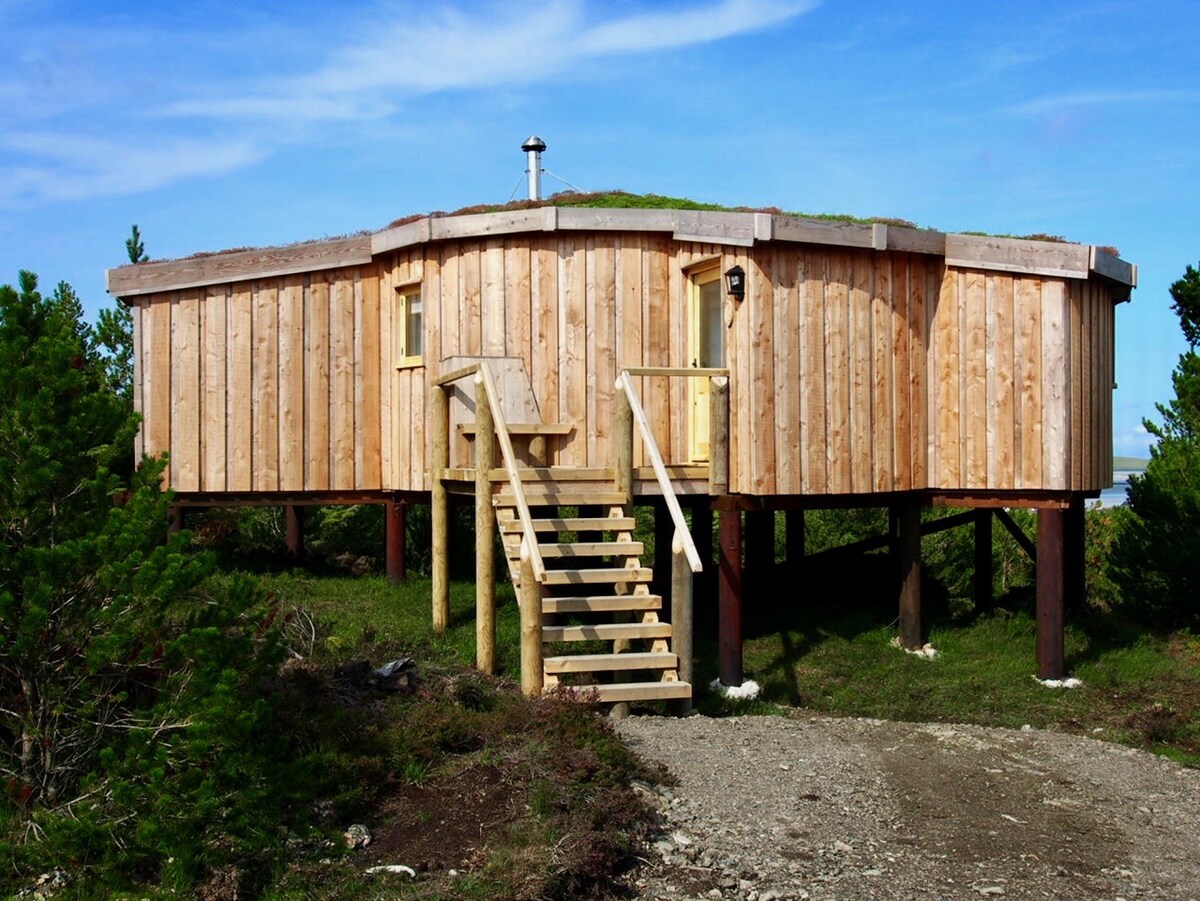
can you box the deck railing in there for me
[614,367,728,704]
[431,361,546,677]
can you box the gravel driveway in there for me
[617,714,1200,901]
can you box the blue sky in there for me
[1,0,1195,458]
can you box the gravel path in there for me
[617,714,1200,901]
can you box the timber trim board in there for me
[107,235,373,297]
[168,490,429,507]
[110,207,1134,296]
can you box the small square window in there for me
[395,286,423,368]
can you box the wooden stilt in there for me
[785,509,805,576]
[654,501,673,616]
[167,504,185,536]
[614,388,633,500]
[974,509,993,612]
[527,435,547,468]
[671,530,694,714]
[475,376,496,674]
[519,544,543,698]
[897,500,922,650]
[691,506,714,565]
[1064,495,1086,612]
[1036,507,1066,680]
[385,500,406,584]
[285,505,305,561]
[718,509,743,686]
[431,386,450,633]
[709,377,730,496]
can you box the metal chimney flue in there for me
[521,135,546,201]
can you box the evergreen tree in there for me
[0,269,209,806]
[1112,265,1200,627]
[95,224,143,400]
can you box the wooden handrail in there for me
[615,370,703,573]
[622,366,729,378]
[476,364,546,583]
[434,363,480,387]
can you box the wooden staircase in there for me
[495,474,692,705]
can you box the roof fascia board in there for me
[946,233,1091,280]
[106,235,372,297]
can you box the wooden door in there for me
[688,267,724,461]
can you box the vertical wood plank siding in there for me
[139,265,387,494]
[927,268,1114,492]
[134,235,1117,497]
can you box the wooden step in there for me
[540,541,643,558]
[488,466,613,481]
[459,422,574,436]
[501,541,643,560]
[496,489,629,507]
[542,567,652,586]
[543,652,677,674]
[500,517,636,534]
[543,621,672,642]
[542,594,662,614]
[565,681,693,704]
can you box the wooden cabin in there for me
[107,202,1136,703]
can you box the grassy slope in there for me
[251,568,1200,768]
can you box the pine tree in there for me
[1113,265,1200,627]
[0,269,210,806]
[95,225,144,400]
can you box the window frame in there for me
[394,282,423,369]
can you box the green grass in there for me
[233,569,524,676]
[246,565,1200,769]
[731,600,1200,766]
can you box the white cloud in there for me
[0,0,815,206]
[0,132,267,205]
[1009,89,1200,116]
[163,0,814,122]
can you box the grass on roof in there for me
[387,190,923,231]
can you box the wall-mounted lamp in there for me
[724,265,746,302]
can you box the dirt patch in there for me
[619,714,1200,900]
[362,764,525,873]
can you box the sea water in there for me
[1096,471,1137,508]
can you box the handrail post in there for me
[709,376,729,495]
[431,384,450,633]
[617,371,703,574]
[475,374,496,674]
[519,542,543,697]
[478,362,546,583]
[671,529,694,714]
[614,384,633,499]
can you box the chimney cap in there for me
[521,135,547,153]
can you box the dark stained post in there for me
[745,510,774,599]
[690,506,713,571]
[286,505,306,562]
[385,500,407,584]
[897,500,922,650]
[974,509,993,611]
[785,509,805,575]
[1064,495,1086,612]
[1036,507,1066,679]
[717,509,743,686]
[167,504,185,536]
[654,501,673,616]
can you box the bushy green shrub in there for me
[1109,262,1200,628]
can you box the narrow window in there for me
[395,286,423,368]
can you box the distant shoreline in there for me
[1113,455,1149,472]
